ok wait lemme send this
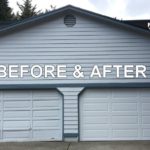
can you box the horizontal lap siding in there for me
[0,14,150,84]
[58,88,83,135]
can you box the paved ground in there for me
[0,141,150,150]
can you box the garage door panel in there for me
[32,90,59,97]
[141,99,150,103]
[112,111,138,116]
[33,96,59,100]
[112,130,138,138]
[4,101,30,108]
[84,111,109,116]
[142,125,150,128]
[33,129,62,140]
[3,91,31,98]
[111,98,138,103]
[143,129,150,137]
[33,120,60,128]
[112,116,138,124]
[0,112,2,118]
[112,124,139,129]
[33,110,59,117]
[80,88,150,141]
[112,89,138,98]
[4,111,30,118]
[0,103,2,109]
[142,116,150,124]
[112,103,137,111]
[83,130,109,139]
[84,124,109,130]
[83,103,108,111]
[82,98,109,103]
[82,89,110,98]
[142,103,150,110]
[33,100,59,108]
[84,117,108,124]
[3,131,30,139]
[3,120,30,130]
[142,111,150,116]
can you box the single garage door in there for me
[0,90,62,142]
[80,88,150,141]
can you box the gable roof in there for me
[0,5,150,36]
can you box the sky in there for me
[9,0,150,20]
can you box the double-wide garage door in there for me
[80,88,150,141]
[0,90,62,141]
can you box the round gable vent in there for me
[64,14,76,27]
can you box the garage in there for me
[0,90,63,141]
[0,5,150,142]
[80,88,150,141]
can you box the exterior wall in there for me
[0,13,150,85]
[58,87,83,140]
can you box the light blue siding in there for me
[0,14,149,84]
[58,87,83,136]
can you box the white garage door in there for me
[0,90,62,142]
[80,88,150,141]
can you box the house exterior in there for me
[0,5,150,142]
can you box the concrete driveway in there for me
[0,141,150,150]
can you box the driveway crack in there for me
[67,143,71,150]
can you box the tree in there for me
[0,0,13,21]
[17,0,40,19]
[45,5,56,13]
